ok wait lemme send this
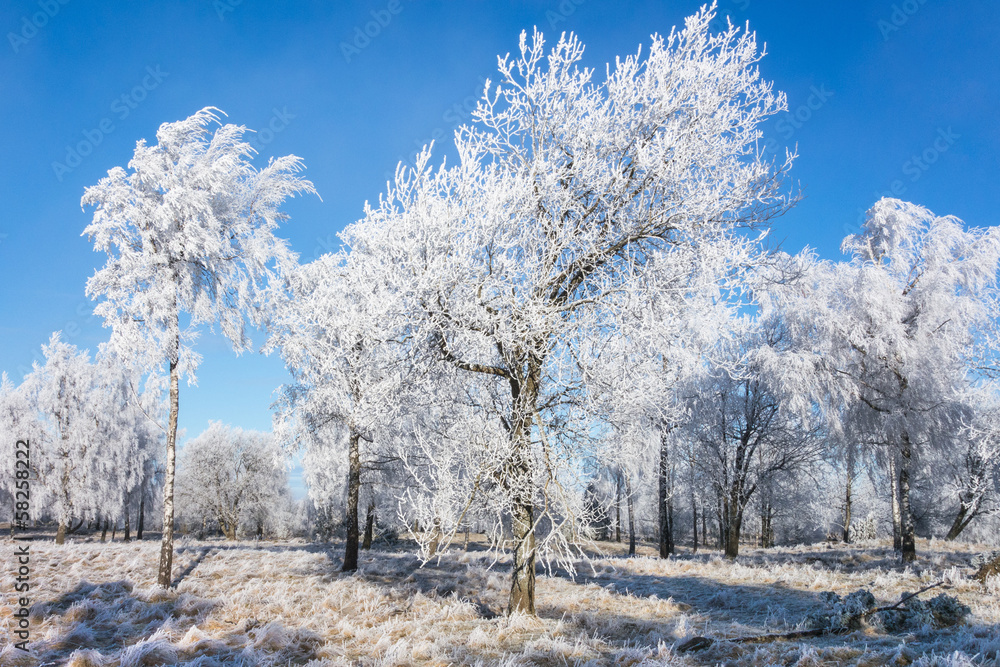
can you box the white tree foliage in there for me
[176,422,292,540]
[763,198,1000,561]
[82,106,316,585]
[335,5,795,614]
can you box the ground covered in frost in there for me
[1,535,998,666]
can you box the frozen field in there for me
[2,536,998,666]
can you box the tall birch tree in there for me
[81,107,315,586]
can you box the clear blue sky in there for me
[2,1,998,498]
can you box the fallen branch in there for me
[677,581,945,654]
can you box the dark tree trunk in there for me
[760,499,774,548]
[101,518,108,542]
[625,471,636,557]
[690,481,698,553]
[614,469,622,543]
[898,435,916,563]
[725,504,743,559]
[945,501,976,540]
[843,444,854,543]
[362,500,375,550]
[889,456,902,552]
[137,493,145,540]
[124,500,131,543]
[701,502,707,552]
[158,354,179,587]
[343,430,361,572]
[658,431,670,558]
[717,494,726,551]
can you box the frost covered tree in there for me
[19,335,153,544]
[175,423,290,540]
[765,198,1000,562]
[345,5,795,614]
[938,386,1000,539]
[21,334,105,543]
[268,250,410,570]
[690,318,820,558]
[82,108,316,585]
[0,373,40,532]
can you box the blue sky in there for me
[1,1,997,498]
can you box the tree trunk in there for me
[56,520,66,545]
[690,479,698,553]
[889,456,902,552]
[362,500,375,550]
[157,355,179,587]
[717,493,726,551]
[343,430,361,572]
[945,500,975,540]
[701,502,707,552]
[614,469,622,543]
[506,368,538,616]
[843,444,854,543]
[898,435,916,563]
[725,507,742,559]
[137,493,145,540]
[625,470,636,557]
[101,518,108,543]
[658,432,670,558]
[124,499,131,543]
[428,517,443,557]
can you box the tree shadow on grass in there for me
[16,579,322,666]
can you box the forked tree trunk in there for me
[56,520,66,545]
[343,430,361,572]
[945,501,976,540]
[362,500,375,550]
[157,355,179,587]
[898,435,916,563]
